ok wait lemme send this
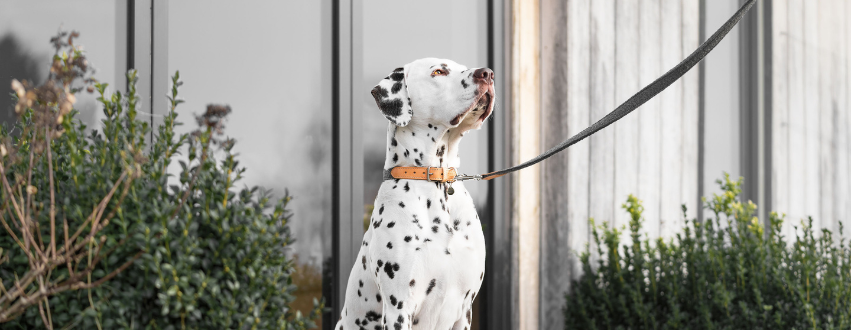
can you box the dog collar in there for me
[383,166,458,183]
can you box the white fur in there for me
[336,58,495,330]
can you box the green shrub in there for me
[565,173,851,329]
[0,31,321,329]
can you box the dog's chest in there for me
[369,179,486,276]
[373,180,483,239]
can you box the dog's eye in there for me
[432,69,446,76]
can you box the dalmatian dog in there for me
[335,58,495,330]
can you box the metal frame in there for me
[117,0,168,145]
[482,0,514,329]
[332,0,364,324]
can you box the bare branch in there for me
[47,126,56,259]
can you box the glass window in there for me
[168,0,333,325]
[361,1,490,328]
[0,0,117,129]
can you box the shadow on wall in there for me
[0,34,43,126]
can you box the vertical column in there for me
[588,0,615,230]
[682,0,701,221]
[510,0,540,328]
[659,0,684,236]
[613,0,640,240]
[484,0,515,329]
[786,0,805,227]
[771,0,792,237]
[638,0,662,238]
[331,0,363,322]
[539,0,568,328]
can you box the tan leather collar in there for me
[384,166,458,183]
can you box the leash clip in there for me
[455,173,482,182]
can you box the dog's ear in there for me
[371,67,412,127]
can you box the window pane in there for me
[168,1,332,325]
[361,1,489,328]
[0,0,117,128]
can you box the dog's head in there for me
[371,58,494,130]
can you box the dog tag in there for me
[447,185,455,195]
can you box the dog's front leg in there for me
[368,207,423,330]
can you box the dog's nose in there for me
[473,68,494,84]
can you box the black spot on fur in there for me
[409,279,416,287]
[386,241,393,249]
[433,217,441,224]
[377,260,383,267]
[436,145,446,157]
[390,295,397,306]
[392,153,398,163]
[391,82,402,94]
[404,236,412,242]
[403,149,409,158]
[379,205,385,214]
[398,201,405,208]
[390,72,404,81]
[376,294,382,302]
[414,159,422,166]
[445,248,451,255]
[377,98,405,119]
[391,137,397,146]
[362,256,367,269]
[383,262,400,279]
[426,279,436,294]
[387,221,396,228]
[432,226,438,233]
[426,199,432,208]
[461,79,469,88]
[373,219,383,229]
[404,182,410,192]
[372,86,388,98]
